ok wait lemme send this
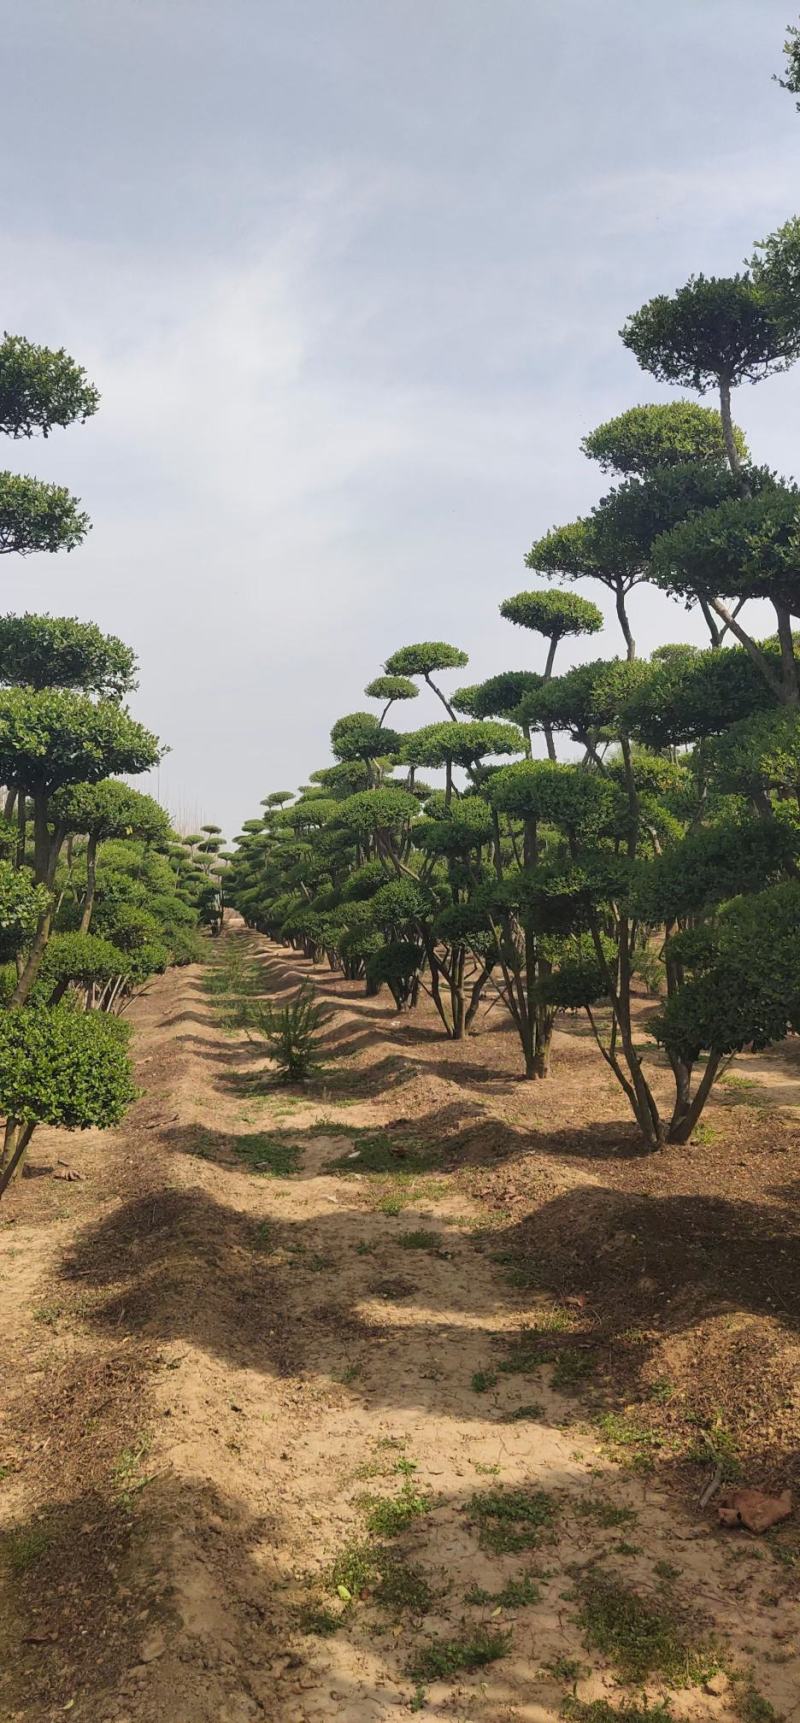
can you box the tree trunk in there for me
[718,372,741,476]
[80,834,98,933]
[542,634,558,761]
[0,1120,36,1200]
[614,580,636,661]
[775,602,799,707]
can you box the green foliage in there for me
[621,272,797,391]
[489,758,612,830]
[575,1569,719,1686]
[53,778,169,842]
[0,689,161,795]
[384,641,468,677]
[468,1485,557,1553]
[0,1006,136,1129]
[0,862,49,962]
[454,670,542,721]
[410,1625,511,1682]
[651,485,800,609]
[0,472,89,557]
[500,588,603,639]
[581,400,746,474]
[242,984,328,1081]
[330,711,401,762]
[335,787,418,836]
[364,674,419,704]
[0,614,137,697]
[655,881,800,1059]
[38,931,127,991]
[0,333,99,438]
[401,719,522,768]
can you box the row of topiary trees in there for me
[228,205,800,1150]
[0,336,224,1198]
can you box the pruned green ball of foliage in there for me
[335,787,418,836]
[620,272,797,391]
[490,759,612,831]
[364,674,419,703]
[400,719,522,769]
[499,588,603,639]
[53,778,169,842]
[39,931,126,991]
[654,880,800,1061]
[581,400,746,475]
[330,711,401,762]
[624,643,776,747]
[520,657,649,738]
[0,473,90,557]
[455,670,543,722]
[651,484,800,610]
[0,334,99,438]
[384,641,468,677]
[0,615,138,698]
[0,689,161,794]
[0,1007,136,1129]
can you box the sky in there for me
[2,0,799,837]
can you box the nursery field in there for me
[2,921,800,1723]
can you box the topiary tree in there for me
[383,641,469,720]
[53,779,171,933]
[0,1007,136,1198]
[0,334,98,565]
[580,401,747,476]
[620,273,799,476]
[364,674,419,726]
[526,517,644,662]
[499,590,603,756]
[0,691,161,1003]
[0,334,99,439]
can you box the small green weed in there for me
[411,1624,511,1681]
[468,1485,557,1554]
[112,1434,153,1509]
[503,1402,544,1422]
[562,1700,673,1722]
[233,1133,302,1176]
[546,1654,584,1680]
[325,1134,436,1176]
[498,1333,550,1375]
[575,1569,719,1686]
[410,1686,426,1713]
[4,1524,50,1573]
[574,1497,638,1529]
[296,1601,342,1636]
[329,1540,379,1600]
[362,1479,431,1538]
[552,1348,594,1391]
[734,1686,780,1722]
[471,1369,498,1394]
[466,1573,541,1607]
[654,1560,680,1583]
[397,1229,441,1251]
[373,1550,433,1614]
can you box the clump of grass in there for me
[471,1369,498,1394]
[4,1524,50,1573]
[546,1654,584,1680]
[498,1333,551,1375]
[397,1229,441,1251]
[296,1601,342,1636]
[232,1133,302,1176]
[410,1624,511,1681]
[503,1402,544,1422]
[325,1133,436,1175]
[597,1412,661,1470]
[684,1413,741,1481]
[574,1497,638,1529]
[112,1434,153,1509]
[734,1686,781,1722]
[465,1573,541,1607]
[468,1485,557,1554]
[562,1700,673,1722]
[552,1348,595,1391]
[575,1569,719,1686]
[362,1478,431,1538]
[373,1550,433,1614]
[654,1560,680,1583]
[329,1539,380,1600]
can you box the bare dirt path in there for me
[2,926,800,1722]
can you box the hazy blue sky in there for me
[2,1,799,834]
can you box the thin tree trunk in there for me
[542,634,558,761]
[80,834,98,933]
[775,602,799,707]
[614,580,636,660]
[718,373,741,476]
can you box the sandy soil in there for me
[2,923,800,1722]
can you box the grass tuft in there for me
[468,1485,557,1554]
[411,1624,511,1682]
[575,1569,719,1686]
